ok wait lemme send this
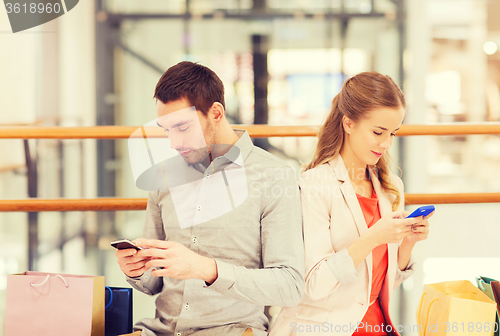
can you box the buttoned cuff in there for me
[205,259,235,293]
[326,248,359,285]
[126,269,156,295]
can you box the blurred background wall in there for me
[1,0,499,335]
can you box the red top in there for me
[352,189,389,336]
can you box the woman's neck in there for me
[339,148,370,185]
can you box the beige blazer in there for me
[269,155,415,336]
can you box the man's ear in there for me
[209,102,225,123]
[342,116,353,135]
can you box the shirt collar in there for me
[225,129,253,166]
[190,129,253,173]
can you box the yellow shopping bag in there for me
[417,280,497,336]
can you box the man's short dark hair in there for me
[154,61,225,115]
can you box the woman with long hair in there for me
[269,72,432,336]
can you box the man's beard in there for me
[181,125,215,166]
[183,147,210,165]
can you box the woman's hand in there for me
[402,211,433,245]
[349,211,423,268]
[366,211,424,246]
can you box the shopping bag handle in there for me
[30,274,69,288]
[105,286,113,309]
[417,292,439,336]
[477,278,487,292]
[417,292,426,336]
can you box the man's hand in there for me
[135,239,218,284]
[116,245,152,278]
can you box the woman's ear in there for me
[209,102,224,124]
[342,116,353,135]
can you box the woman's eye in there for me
[179,126,189,132]
[374,132,382,136]
[390,133,396,137]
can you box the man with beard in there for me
[116,61,304,336]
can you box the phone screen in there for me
[111,240,143,250]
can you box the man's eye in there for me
[374,132,382,136]
[179,126,189,132]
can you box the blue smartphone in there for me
[406,205,435,218]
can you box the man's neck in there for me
[202,128,240,168]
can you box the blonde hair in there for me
[305,72,405,210]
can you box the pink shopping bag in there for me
[5,271,105,336]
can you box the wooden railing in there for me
[0,193,499,212]
[0,123,500,139]
[1,123,499,212]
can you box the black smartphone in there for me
[110,239,144,251]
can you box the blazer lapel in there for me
[330,156,373,279]
[340,181,368,237]
[370,167,398,291]
[370,169,391,217]
[330,156,368,236]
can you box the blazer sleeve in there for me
[393,176,416,289]
[301,169,359,301]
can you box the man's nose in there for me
[169,134,183,150]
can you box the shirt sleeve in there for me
[126,191,165,295]
[299,168,358,301]
[207,165,305,307]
